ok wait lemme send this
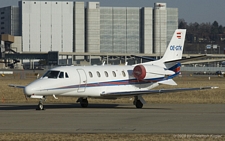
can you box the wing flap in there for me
[101,86,218,98]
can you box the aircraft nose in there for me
[24,85,34,95]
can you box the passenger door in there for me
[77,69,87,92]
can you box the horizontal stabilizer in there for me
[130,55,156,61]
[158,79,177,85]
[165,55,208,63]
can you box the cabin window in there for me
[59,72,64,78]
[97,71,101,77]
[65,72,69,78]
[104,71,108,77]
[43,71,60,79]
[89,71,93,77]
[112,71,116,77]
[122,71,126,77]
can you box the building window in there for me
[1,22,4,24]
[1,17,4,19]
[96,3,99,8]
[1,27,4,29]
[1,12,4,14]
[1,32,4,34]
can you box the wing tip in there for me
[8,84,25,88]
[211,86,219,89]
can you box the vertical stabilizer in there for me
[140,29,186,67]
[161,29,186,62]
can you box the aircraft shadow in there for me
[0,103,171,111]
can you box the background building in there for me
[86,2,100,53]
[74,2,85,60]
[0,6,20,36]
[153,3,178,56]
[0,1,178,67]
[19,1,73,52]
[141,7,153,54]
[100,7,140,54]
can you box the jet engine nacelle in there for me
[133,65,175,80]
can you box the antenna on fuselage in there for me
[102,61,105,66]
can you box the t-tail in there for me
[143,29,186,68]
[161,29,186,63]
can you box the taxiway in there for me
[0,103,224,134]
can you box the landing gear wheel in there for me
[135,100,143,108]
[36,102,45,110]
[80,99,88,108]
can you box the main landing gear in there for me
[77,97,89,108]
[36,97,46,110]
[133,96,145,108]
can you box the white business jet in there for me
[9,29,218,110]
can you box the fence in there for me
[181,67,225,73]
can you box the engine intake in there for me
[133,65,146,80]
[133,65,175,80]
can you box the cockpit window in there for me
[43,71,60,79]
[59,72,64,78]
[65,73,69,78]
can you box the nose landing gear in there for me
[36,97,46,110]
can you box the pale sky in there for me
[1,0,225,26]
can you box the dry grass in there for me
[0,74,224,104]
[0,133,224,141]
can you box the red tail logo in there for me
[177,32,181,39]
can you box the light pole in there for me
[218,45,220,54]
[159,7,161,58]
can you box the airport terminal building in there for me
[0,1,178,66]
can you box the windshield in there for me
[43,71,60,79]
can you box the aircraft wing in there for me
[8,84,26,88]
[100,86,218,98]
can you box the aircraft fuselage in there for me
[24,65,167,98]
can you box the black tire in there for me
[36,103,44,110]
[135,100,143,108]
[80,99,88,108]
